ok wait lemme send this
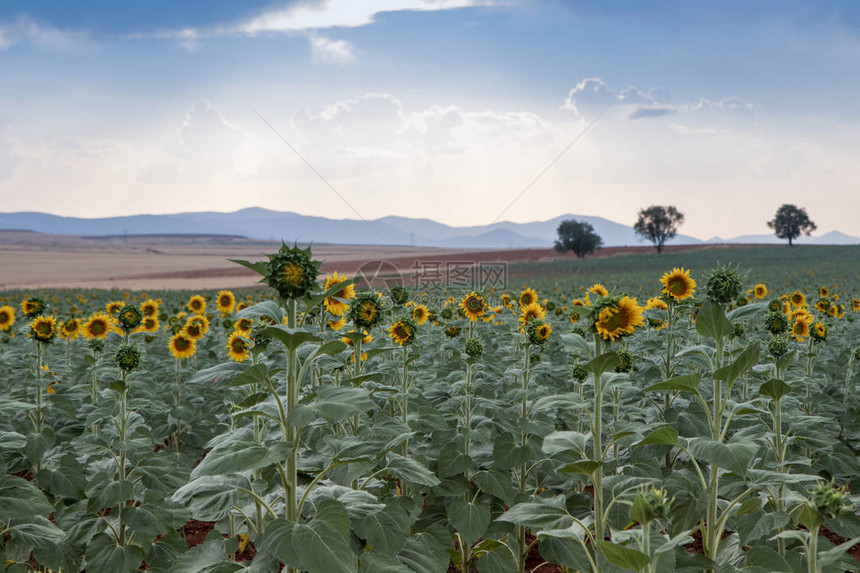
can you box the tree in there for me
[767,204,816,247]
[633,205,684,253]
[554,219,603,258]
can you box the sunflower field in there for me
[1,243,860,573]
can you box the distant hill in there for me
[0,208,856,248]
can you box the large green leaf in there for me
[289,386,375,428]
[695,301,733,340]
[84,533,143,573]
[0,475,54,520]
[688,439,757,476]
[386,453,441,487]
[172,475,249,521]
[447,500,490,547]
[355,504,411,556]
[586,351,621,376]
[538,536,592,571]
[292,499,357,573]
[758,378,792,402]
[644,374,702,395]
[36,454,86,499]
[259,326,321,352]
[713,343,760,389]
[491,433,530,470]
[498,498,573,530]
[169,539,244,573]
[634,427,679,447]
[395,527,450,573]
[257,519,301,568]
[598,541,651,572]
[8,517,66,549]
[542,431,590,456]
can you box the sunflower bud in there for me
[348,293,384,329]
[389,285,409,305]
[705,264,744,304]
[763,311,789,335]
[630,486,673,525]
[571,364,589,383]
[445,325,460,338]
[117,304,143,332]
[115,344,141,372]
[464,337,483,359]
[810,481,853,520]
[264,243,321,300]
[767,335,790,359]
[615,350,634,373]
[767,299,782,312]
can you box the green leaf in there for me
[586,351,620,376]
[289,386,374,428]
[475,539,518,573]
[257,519,301,569]
[37,454,86,499]
[359,554,412,573]
[560,333,591,356]
[644,373,702,395]
[229,258,268,277]
[818,536,860,566]
[0,431,26,450]
[447,500,490,547]
[293,499,357,573]
[472,470,515,506]
[191,433,290,478]
[169,538,243,573]
[172,475,248,521]
[688,439,757,477]
[8,517,66,549]
[491,433,530,471]
[695,300,733,340]
[542,431,589,456]
[395,527,450,573]
[84,533,142,573]
[635,427,679,447]
[228,363,271,387]
[557,459,603,477]
[727,302,767,321]
[538,536,592,571]
[758,378,792,402]
[598,541,651,572]
[498,499,573,530]
[714,343,760,389]
[0,475,54,519]
[386,453,441,487]
[356,504,410,556]
[260,326,322,352]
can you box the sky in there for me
[0,0,858,240]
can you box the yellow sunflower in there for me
[82,313,115,340]
[754,284,768,299]
[589,284,609,297]
[659,268,696,301]
[532,322,552,343]
[226,333,250,362]
[106,301,124,315]
[0,305,15,331]
[645,297,668,311]
[169,333,196,360]
[233,317,253,335]
[342,330,372,346]
[412,304,430,325]
[134,316,160,334]
[187,295,206,314]
[327,317,346,331]
[141,299,160,318]
[787,308,813,324]
[791,318,810,341]
[500,294,513,308]
[29,316,57,342]
[216,290,236,314]
[571,295,590,307]
[815,299,830,313]
[852,298,860,312]
[595,296,645,341]
[323,272,355,316]
[59,319,80,340]
[819,286,830,298]
[183,319,206,341]
[518,288,538,307]
[827,305,839,318]
[460,292,487,321]
[519,302,546,324]
[388,319,416,346]
[789,291,806,308]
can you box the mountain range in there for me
[0,208,857,248]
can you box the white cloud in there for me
[309,35,355,64]
[0,17,86,51]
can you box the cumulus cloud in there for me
[309,35,355,64]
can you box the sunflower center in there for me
[283,263,304,285]
[175,338,190,351]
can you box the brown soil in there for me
[820,526,860,562]
[181,519,216,547]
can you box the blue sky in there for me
[1,0,858,239]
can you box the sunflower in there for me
[500,294,513,308]
[811,322,828,342]
[0,305,15,331]
[342,330,373,346]
[787,308,814,324]
[571,296,590,307]
[569,310,580,323]
[226,333,250,362]
[460,292,487,321]
[412,304,430,325]
[791,318,810,341]
[106,301,124,315]
[645,297,668,311]
[827,305,839,318]
[348,293,384,329]
[519,288,538,307]
[852,298,860,312]
[82,313,115,340]
[29,316,57,343]
[265,244,321,300]
[323,272,355,316]
[21,296,47,318]
[327,317,346,331]
[819,286,830,298]
[59,319,80,340]
[588,284,609,297]
[519,302,546,324]
[233,317,253,335]
[216,290,236,314]
[594,296,645,341]
[388,318,417,346]
[815,299,831,314]
[527,320,552,345]
[754,284,768,299]
[183,318,206,341]
[118,304,143,332]
[187,295,206,315]
[169,333,196,359]
[141,299,160,318]
[188,314,210,334]
[660,268,696,301]
[789,291,806,308]
[134,316,160,334]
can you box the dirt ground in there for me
[0,230,736,291]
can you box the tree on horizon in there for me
[633,205,684,253]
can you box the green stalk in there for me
[592,336,606,545]
[516,344,532,573]
[285,299,298,524]
[704,335,725,564]
[808,527,819,573]
[33,341,43,434]
[117,369,128,546]
[173,357,182,452]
